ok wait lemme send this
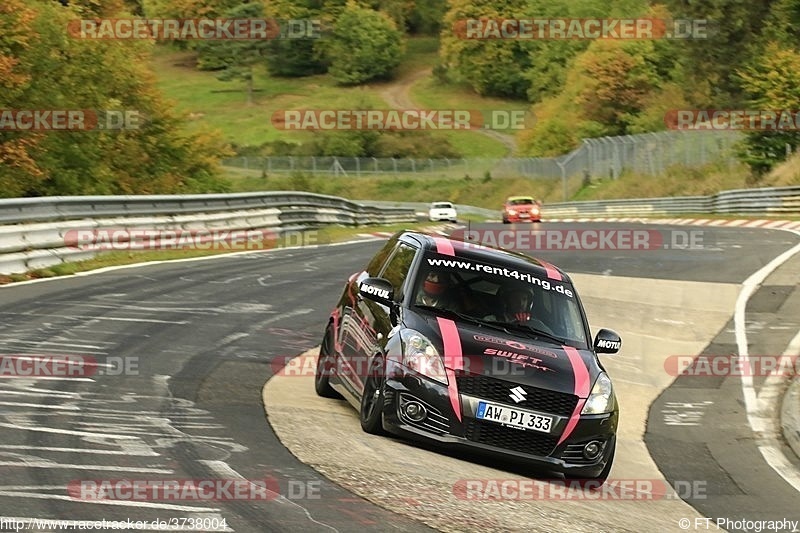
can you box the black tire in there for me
[315,326,342,399]
[359,355,387,435]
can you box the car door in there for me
[346,241,418,395]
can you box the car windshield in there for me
[508,198,535,205]
[432,202,453,209]
[413,253,588,349]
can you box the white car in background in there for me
[428,201,458,222]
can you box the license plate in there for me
[519,213,530,218]
[476,401,553,433]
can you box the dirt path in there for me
[379,68,518,156]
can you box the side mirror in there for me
[593,328,622,354]
[359,277,394,306]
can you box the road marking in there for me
[0,376,95,382]
[0,445,159,456]
[0,491,223,512]
[0,402,80,410]
[0,422,139,439]
[0,341,106,350]
[200,460,339,533]
[0,461,171,473]
[0,311,189,324]
[735,230,800,491]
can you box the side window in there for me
[379,243,417,301]
[365,238,398,276]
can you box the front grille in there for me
[464,419,558,457]
[456,374,578,418]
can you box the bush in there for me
[328,3,404,85]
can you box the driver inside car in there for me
[415,271,460,311]
[499,285,535,323]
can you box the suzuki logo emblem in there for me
[509,386,527,403]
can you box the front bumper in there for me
[504,212,541,222]
[381,361,617,477]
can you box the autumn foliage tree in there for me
[0,0,230,197]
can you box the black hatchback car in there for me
[315,230,621,481]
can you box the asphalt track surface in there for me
[0,222,797,532]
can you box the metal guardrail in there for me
[1,185,798,275]
[543,186,800,218]
[366,186,800,220]
[0,192,416,275]
[0,191,411,224]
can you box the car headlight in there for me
[507,209,517,215]
[581,372,615,414]
[400,329,447,385]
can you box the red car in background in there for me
[502,196,542,223]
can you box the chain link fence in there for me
[222,130,743,182]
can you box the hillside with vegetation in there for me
[1,0,799,199]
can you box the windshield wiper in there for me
[414,305,511,333]
[495,321,568,346]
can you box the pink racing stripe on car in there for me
[557,345,591,445]
[433,237,455,256]
[537,259,562,281]
[437,317,463,421]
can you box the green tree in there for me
[662,0,773,107]
[736,43,800,177]
[407,0,447,34]
[328,2,403,85]
[262,0,330,77]
[193,2,271,102]
[439,0,531,99]
[142,0,244,53]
